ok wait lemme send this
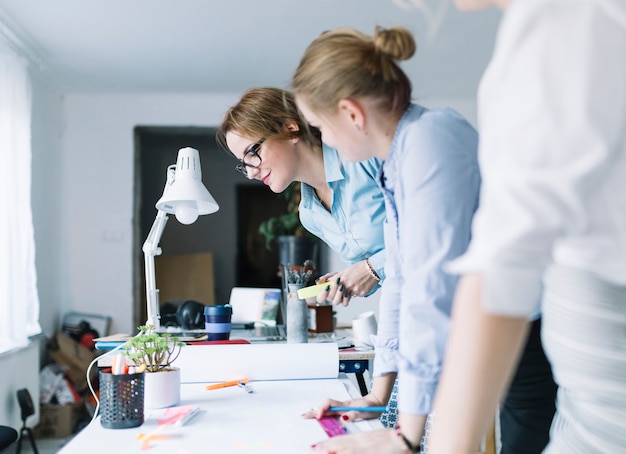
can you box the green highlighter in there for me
[296,282,334,299]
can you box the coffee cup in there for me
[204,304,233,341]
[352,311,377,348]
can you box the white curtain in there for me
[0,38,41,354]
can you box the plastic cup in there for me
[204,305,233,341]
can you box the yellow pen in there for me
[205,378,248,391]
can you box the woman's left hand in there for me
[310,429,408,454]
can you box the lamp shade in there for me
[156,147,219,224]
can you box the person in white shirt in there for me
[431,0,626,453]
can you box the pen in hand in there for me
[326,406,388,413]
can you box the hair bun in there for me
[373,26,416,61]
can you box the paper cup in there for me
[352,311,377,348]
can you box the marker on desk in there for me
[175,407,202,426]
[238,381,254,394]
[327,406,388,413]
[205,378,249,391]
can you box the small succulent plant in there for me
[284,259,317,286]
[121,325,185,373]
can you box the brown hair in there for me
[292,26,415,115]
[216,87,321,155]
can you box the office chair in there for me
[0,425,18,452]
[16,388,39,454]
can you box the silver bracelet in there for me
[365,259,381,282]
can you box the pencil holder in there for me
[99,369,145,429]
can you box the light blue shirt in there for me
[299,145,386,288]
[374,104,480,416]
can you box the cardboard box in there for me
[47,331,98,391]
[34,401,84,439]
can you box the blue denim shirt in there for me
[374,104,480,416]
[299,145,386,287]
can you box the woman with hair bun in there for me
[293,26,481,453]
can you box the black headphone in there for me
[160,300,205,330]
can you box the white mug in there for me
[352,311,377,348]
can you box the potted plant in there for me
[122,325,185,409]
[258,182,306,250]
[258,182,320,267]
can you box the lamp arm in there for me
[143,208,169,331]
[142,166,177,331]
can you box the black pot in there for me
[277,235,320,268]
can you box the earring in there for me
[355,124,361,131]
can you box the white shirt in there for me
[448,0,626,317]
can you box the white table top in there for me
[61,374,381,454]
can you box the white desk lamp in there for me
[143,147,219,331]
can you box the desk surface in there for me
[61,375,381,453]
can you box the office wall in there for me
[41,92,475,335]
[0,342,40,429]
[56,93,240,334]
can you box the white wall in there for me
[34,91,476,336]
[0,342,40,429]
[58,93,241,334]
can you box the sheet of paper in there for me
[176,343,339,383]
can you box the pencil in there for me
[327,406,388,413]
[205,378,248,391]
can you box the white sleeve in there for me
[448,1,626,316]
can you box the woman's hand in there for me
[302,394,387,422]
[310,429,409,454]
[315,261,380,307]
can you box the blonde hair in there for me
[292,26,416,115]
[216,87,321,154]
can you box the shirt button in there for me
[345,232,353,240]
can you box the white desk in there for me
[61,375,381,453]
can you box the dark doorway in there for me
[132,126,286,328]
[235,185,288,289]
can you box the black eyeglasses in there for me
[235,138,266,176]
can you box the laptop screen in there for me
[228,287,282,326]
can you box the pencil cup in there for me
[204,304,233,340]
[287,284,308,343]
[99,369,144,429]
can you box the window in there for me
[0,38,41,354]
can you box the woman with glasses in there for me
[217,87,404,428]
[217,87,386,304]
